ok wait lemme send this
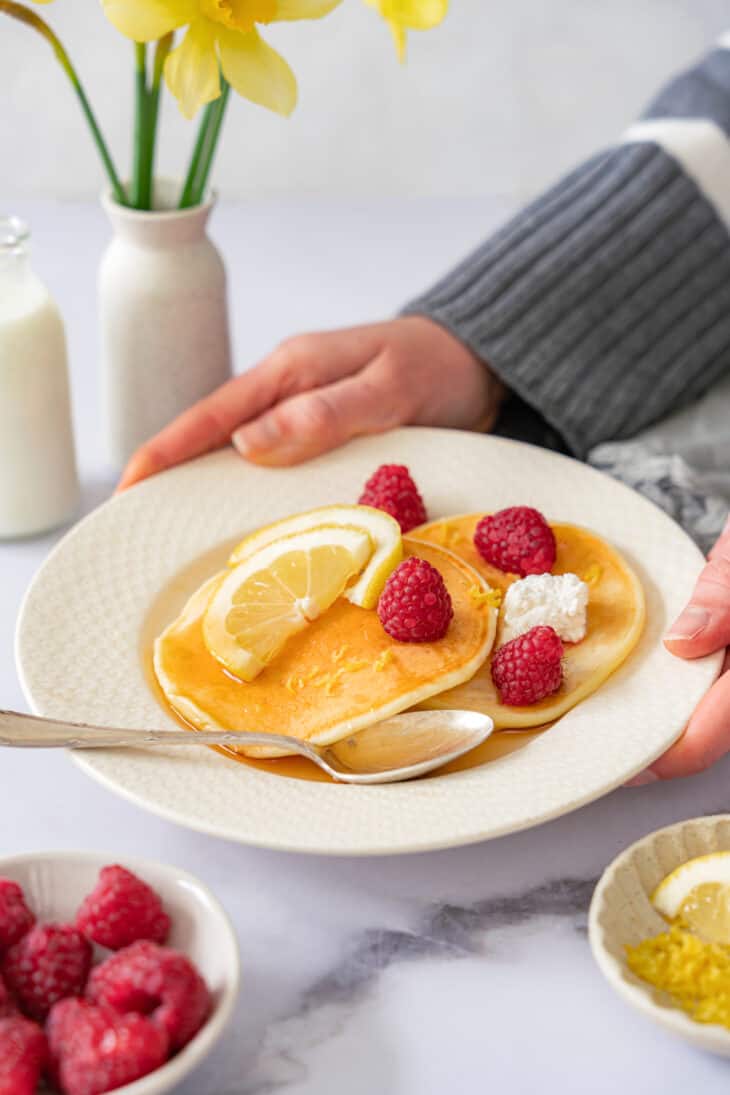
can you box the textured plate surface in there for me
[589,816,730,1056]
[16,428,722,855]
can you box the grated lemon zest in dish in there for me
[332,645,350,664]
[583,563,603,586]
[374,650,394,672]
[626,922,730,1028]
[469,585,502,610]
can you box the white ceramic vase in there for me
[99,179,232,469]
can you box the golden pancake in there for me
[154,539,497,757]
[414,514,645,729]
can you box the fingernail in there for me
[232,418,281,457]
[625,770,659,787]
[665,605,711,642]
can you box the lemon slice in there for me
[652,852,730,938]
[675,883,730,945]
[203,527,372,681]
[228,504,402,610]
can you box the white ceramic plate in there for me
[589,815,730,1057]
[0,850,240,1094]
[15,428,722,855]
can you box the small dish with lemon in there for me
[590,815,730,1056]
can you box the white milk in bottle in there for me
[0,217,79,537]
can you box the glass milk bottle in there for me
[0,217,79,537]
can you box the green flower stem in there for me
[0,1,127,206]
[179,79,230,210]
[131,34,174,211]
[148,34,173,181]
[190,80,230,207]
[130,43,148,209]
[179,100,217,210]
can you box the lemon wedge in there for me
[203,527,372,681]
[228,504,402,610]
[652,852,730,943]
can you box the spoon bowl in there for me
[0,708,493,784]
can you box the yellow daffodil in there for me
[365,0,448,60]
[102,0,342,119]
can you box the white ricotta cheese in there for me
[501,572,589,644]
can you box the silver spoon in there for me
[0,708,493,785]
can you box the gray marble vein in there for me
[208,877,597,1095]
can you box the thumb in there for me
[665,517,730,658]
[231,370,399,467]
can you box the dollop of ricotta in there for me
[501,572,589,644]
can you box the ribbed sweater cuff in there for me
[402,141,730,457]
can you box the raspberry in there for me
[2,924,92,1021]
[377,557,453,642]
[0,973,16,1018]
[47,998,168,1095]
[491,625,564,706]
[0,878,35,953]
[0,1015,47,1095]
[76,865,171,951]
[87,940,211,1052]
[358,464,427,533]
[474,506,556,576]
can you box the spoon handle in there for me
[0,709,314,758]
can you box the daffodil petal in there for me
[218,27,297,117]
[274,0,342,20]
[379,0,447,30]
[101,0,197,42]
[387,18,406,60]
[165,20,221,119]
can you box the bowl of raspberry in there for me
[0,850,240,1095]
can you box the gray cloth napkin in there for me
[588,373,730,556]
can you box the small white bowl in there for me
[589,814,730,1057]
[0,850,240,1094]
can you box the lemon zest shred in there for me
[446,526,465,547]
[332,645,350,664]
[583,563,602,586]
[469,584,502,610]
[430,522,449,546]
[324,668,347,696]
[374,649,394,672]
[343,659,369,673]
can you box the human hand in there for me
[629,518,730,783]
[118,316,505,489]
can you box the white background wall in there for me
[2,1,730,202]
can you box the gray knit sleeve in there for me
[402,47,730,458]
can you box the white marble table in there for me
[2,197,730,1094]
